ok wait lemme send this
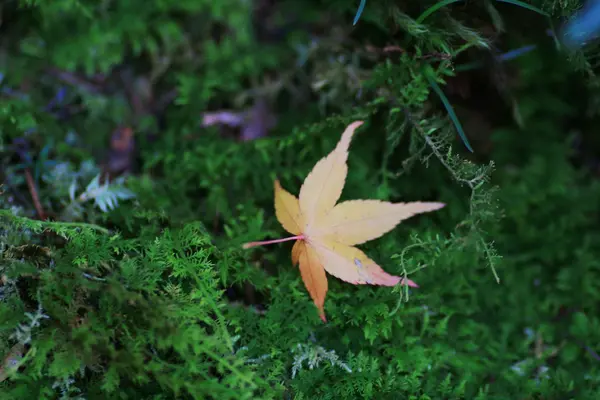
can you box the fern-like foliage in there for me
[2,0,600,399]
[71,174,135,213]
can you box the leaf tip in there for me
[349,120,364,130]
[401,277,419,288]
[433,202,446,210]
[337,120,365,151]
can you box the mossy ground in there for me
[1,0,600,399]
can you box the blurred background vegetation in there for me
[1,0,600,398]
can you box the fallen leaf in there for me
[244,121,444,321]
[201,98,276,141]
[106,126,135,176]
[0,343,24,383]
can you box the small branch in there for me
[583,343,600,362]
[24,168,46,220]
[365,44,451,62]
[153,88,178,112]
[47,68,102,94]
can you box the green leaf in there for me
[424,68,474,152]
[416,0,463,23]
[353,0,367,25]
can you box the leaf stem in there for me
[242,235,304,249]
[24,168,46,220]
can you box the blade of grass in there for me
[416,0,463,24]
[498,44,537,61]
[495,0,549,16]
[353,0,367,25]
[424,68,474,153]
[454,44,538,72]
[416,0,548,25]
[454,60,485,72]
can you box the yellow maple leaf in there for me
[244,121,445,321]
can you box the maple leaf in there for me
[244,121,445,321]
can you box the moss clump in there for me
[1,0,599,398]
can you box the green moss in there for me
[1,0,599,398]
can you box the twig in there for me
[153,88,178,112]
[47,68,102,94]
[581,342,600,361]
[24,168,46,220]
[365,44,452,62]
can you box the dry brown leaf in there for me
[244,121,445,321]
